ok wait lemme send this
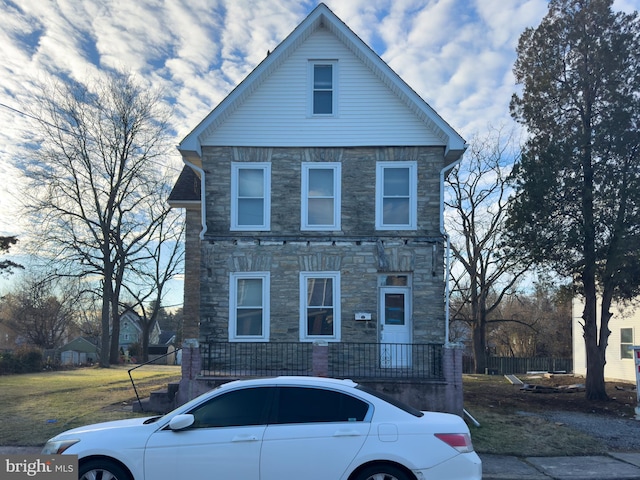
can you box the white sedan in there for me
[43,376,482,480]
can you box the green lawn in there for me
[0,365,181,446]
[0,367,611,457]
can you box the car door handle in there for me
[333,430,362,437]
[231,435,259,442]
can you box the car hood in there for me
[53,416,159,438]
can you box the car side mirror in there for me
[168,414,195,431]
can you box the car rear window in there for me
[355,385,424,417]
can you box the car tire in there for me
[78,459,131,480]
[353,464,411,480]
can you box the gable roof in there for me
[178,3,466,164]
[60,336,99,353]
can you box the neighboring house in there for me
[169,3,467,414]
[118,310,161,354]
[59,337,99,366]
[573,296,640,383]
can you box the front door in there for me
[379,287,411,368]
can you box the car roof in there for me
[219,376,358,390]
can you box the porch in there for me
[201,341,445,379]
[174,341,463,416]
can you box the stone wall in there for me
[200,239,445,344]
[201,146,444,237]
[175,145,462,412]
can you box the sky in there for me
[1,0,639,306]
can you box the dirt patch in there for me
[463,374,640,455]
[464,374,637,418]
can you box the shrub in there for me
[0,352,16,375]
[17,346,43,372]
[0,346,43,374]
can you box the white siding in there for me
[572,296,639,383]
[572,297,587,377]
[202,29,443,147]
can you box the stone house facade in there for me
[169,3,467,414]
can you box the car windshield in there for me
[355,385,424,417]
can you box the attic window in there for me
[310,61,337,115]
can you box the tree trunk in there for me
[99,275,112,368]
[100,258,113,368]
[472,318,487,374]
[109,295,121,364]
[582,282,609,401]
[141,322,150,363]
[109,262,125,364]
[585,340,607,400]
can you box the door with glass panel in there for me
[379,287,411,368]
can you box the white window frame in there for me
[621,327,633,359]
[301,163,341,231]
[231,163,271,231]
[229,272,270,342]
[309,60,338,117]
[375,161,418,230]
[299,271,341,342]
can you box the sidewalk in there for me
[481,452,640,479]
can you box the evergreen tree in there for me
[508,0,640,400]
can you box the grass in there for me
[466,409,605,457]
[0,368,625,456]
[463,374,628,457]
[0,365,181,446]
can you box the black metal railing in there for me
[203,342,312,377]
[202,342,444,380]
[329,342,444,379]
[128,348,182,412]
[462,355,573,375]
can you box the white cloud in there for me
[0,0,639,270]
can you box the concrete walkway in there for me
[481,452,640,479]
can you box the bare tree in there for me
[121,205,184,362]
[0,274,79,349]
[20,71,173,366]
[445,126,533,373]
[489,280,572,358]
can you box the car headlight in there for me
[42,439,80,455]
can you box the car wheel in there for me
[353,464,411,480]
[78,459,131,480]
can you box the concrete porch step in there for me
[133,382,180,414]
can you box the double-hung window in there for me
[301,163,341,230]
[231,163,271,231]
[300,272,340,341]
[621,327,633,359]
[229,272,270,342]
[375,161,417,230]
[310,61,337,116]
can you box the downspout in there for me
[184,159,208,240]
[440,154,464,346]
